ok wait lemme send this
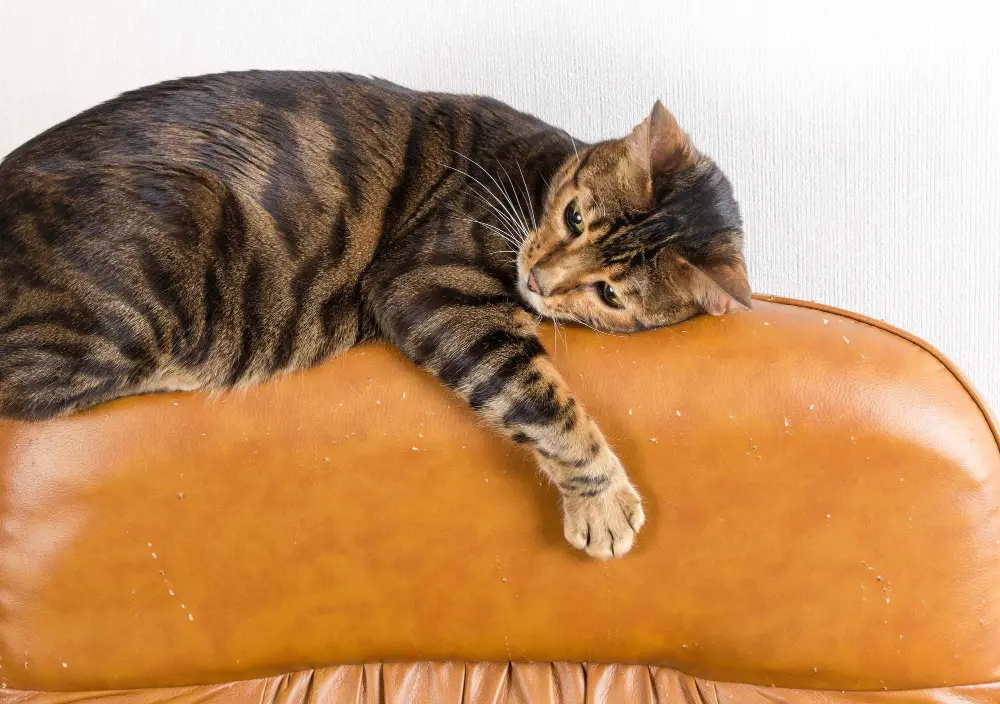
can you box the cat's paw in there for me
[561,472,645,559]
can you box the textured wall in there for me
[1,0,997,410]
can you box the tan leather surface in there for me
[2,663,1000,703]
[0,299,997,693]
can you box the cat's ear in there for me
[647,100,696,176]
[622,119,655,204]
[686,248,752,316]
[622,101,697,203]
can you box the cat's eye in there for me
[597,282,623,308]
[563,199,584,237]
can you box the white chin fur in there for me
[515,261,545,315]
[516,278,546,316]
[519,286,545,315]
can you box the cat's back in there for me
[0,72,421,179]
[0,70,558,304]
[0,70,553,234]
[2,71,556,178]
[0,71,438,275]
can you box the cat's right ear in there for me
[647,101,696,176]
[622,101,697,205]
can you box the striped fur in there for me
[0,72,748,558]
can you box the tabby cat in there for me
[0,72,749,559]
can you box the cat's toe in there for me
[610,524,635,557]
[562,476,644,559]
[586,528,616,560]
[626,500,646,534]
[563,513,590,551]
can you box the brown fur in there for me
[0,72,748,558]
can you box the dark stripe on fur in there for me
[467,337,545,410]
[436,328,530,389]
[228,258,266,383]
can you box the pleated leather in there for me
[2,663,1000,703]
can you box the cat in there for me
[0,71,750,559]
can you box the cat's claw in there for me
[562,475,645,559]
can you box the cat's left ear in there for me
[686,247,753,315]
[623,101,697,203]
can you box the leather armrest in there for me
[0,297,997,692]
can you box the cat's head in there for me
[518,101,750,333]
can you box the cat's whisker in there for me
[552,318,569,355]
[442,202,521,247]
[445,183,525,246]
[495,160,532,237]
[435,160,525,238]
[514,159,537,231]
[559,313,625,338]
[442,154,526,231]
[566,132,581,165]
[479,236,520,250]
[479,239,521,255]
[445,151,530,239]
[463,181,528,244]
[446,150,515,201]
[440,166,526,241]
[552,318,564,355]
[454,212,521,249]
[539,171,552,194]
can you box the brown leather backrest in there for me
[0,298,997,693]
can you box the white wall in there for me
[2,0,998,411]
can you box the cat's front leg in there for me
[511,364,645,559]
[370,264,644,558]
[541,444,646,559]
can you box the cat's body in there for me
[0,71,749,558]
[0,72,561,410]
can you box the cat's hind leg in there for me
[0,305,169,421]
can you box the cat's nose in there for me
[527,268,541,294]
